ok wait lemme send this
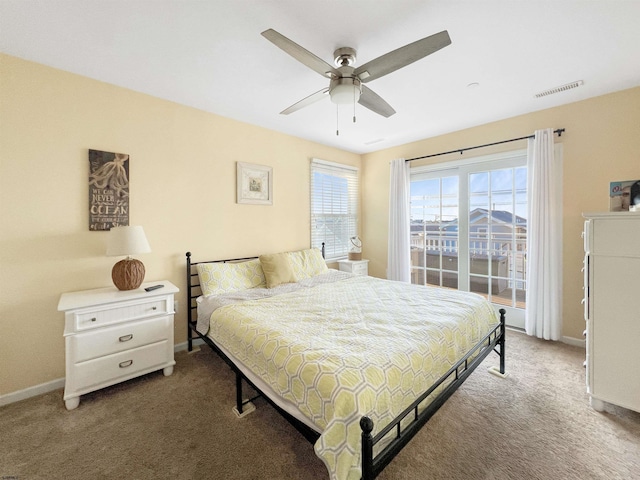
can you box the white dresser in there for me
[338,259,369,276]
[583,212,640,413]
[58,281,179,410]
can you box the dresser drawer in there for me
[69,316,172,363]
[74,298,169,330]
[70,341,171,392]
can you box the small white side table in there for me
[338,259,369,276]
[58,281,179,410]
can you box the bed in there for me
[186,248,506,480]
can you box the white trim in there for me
[561,336,586,348]
[0,340,206,407]
[311,157,358,171]
[174,338,205,352]
[0,377,65,407]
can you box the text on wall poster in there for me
[88,149,130,231]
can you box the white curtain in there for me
[388,158,411,282]
[526,129,563,340]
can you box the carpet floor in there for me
[1,330,639,479]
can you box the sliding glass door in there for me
[410,173,459,289]
[410,151,527,328]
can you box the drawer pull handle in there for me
[119,360,133,368]
[91,317,97,322]
[119,334,133,342]
[152,306,157,311]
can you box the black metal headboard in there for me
[185,252,259,332]
[185,243,324,344]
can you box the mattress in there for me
[198,270,499,480]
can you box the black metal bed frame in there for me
[185,251,506,479]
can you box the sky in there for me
[410,167,527,223]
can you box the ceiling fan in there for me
[261,28,452,120]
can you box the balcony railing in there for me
[410,231,527,292]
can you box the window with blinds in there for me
[310,159,359,261]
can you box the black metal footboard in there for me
[360,309,506,479]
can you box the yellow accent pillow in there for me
[288,248,328,280]
[197,259,266,296]
[259,252,297,288]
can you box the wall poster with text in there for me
[89,149,130,230]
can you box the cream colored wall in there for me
[2,51,638,398]
[0,54,360,396]
[361,86,640,341]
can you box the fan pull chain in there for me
[336,104,339,136]
[353,86,357,124]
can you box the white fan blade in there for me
[354,30,451,83]
[358,85,396,117]
[262,29,340,78]
[280,88,329,115]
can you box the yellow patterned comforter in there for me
[205,272,499,480]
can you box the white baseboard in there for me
[508,326,585,349]
[174,338,205,352]
[0,377,65,407]
[0,339,207,408]
[561,336,586,348]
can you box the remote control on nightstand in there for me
[145,284,164,292]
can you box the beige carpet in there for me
[1,330,639,480]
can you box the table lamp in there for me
[106,226,151,290]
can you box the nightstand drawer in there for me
[70,341,170,392]
[351,262,368,275]
[74,298,168,330]
[70,316,172,363]
[338,259,369,276]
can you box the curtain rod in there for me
[406,128,565,162]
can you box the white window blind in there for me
[310,159,359,261]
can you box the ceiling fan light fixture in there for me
[262,28,451,118]
[330,77,361,104]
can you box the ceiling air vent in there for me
[535,80,584,98]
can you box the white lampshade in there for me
[106,226,151,257]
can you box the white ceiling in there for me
[2,0,639,154]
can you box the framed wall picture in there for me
[88,149,130,230]
[237,162,273,205]
[610,179,640,212]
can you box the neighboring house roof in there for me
[412,209,526,232]
[410,222,440,232]
[442,209,526,231]
[470,208,527,225]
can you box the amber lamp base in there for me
[112,258,146,290]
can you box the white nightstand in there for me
[57,280,179,410]
[338,259,369,276]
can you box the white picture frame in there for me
[237,162,273,205]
